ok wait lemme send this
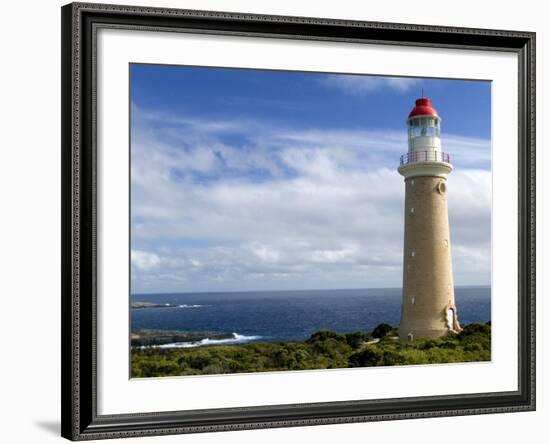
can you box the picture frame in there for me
[61,2,536,440]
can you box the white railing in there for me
[400,150,450,165]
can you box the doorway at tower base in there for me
[445,306,462,334]
[399,305,463,341]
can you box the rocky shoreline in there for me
[131,302,179,309]
[131,329,234,347]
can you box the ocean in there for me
[131,286,490,347]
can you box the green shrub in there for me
[371,323,394,339]
[345,332,368,349]
[306,330,346,344]
[349,348,384,367]
[459,323,491,337]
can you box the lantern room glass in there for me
[408,116,440,138]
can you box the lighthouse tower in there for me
[398,97,461,341]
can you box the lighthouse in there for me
[398,97,461,341]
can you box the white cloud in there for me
[249,244,281,263]
[445,135,491,168]
[131,250,161,271]
[320,75,420,95]
[130,107,491,293]
[311,246,358,264]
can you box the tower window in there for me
[410,207,415,214]
[411,251,416,258]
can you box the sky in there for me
[130,64,491,294]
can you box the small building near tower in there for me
[398,97,462,341]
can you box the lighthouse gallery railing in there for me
[399,150,451,165]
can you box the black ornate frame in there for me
[61,2,536,440]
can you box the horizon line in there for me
[131,284,491,297]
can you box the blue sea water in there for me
[131,286,490,346]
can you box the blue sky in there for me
[130,64,491,294]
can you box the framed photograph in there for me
[61,2,535,440]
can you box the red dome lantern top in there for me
[408,97,440,119]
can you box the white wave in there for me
[151,333,262,349]
[177,304,204,308]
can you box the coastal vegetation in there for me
[131,323,491,378]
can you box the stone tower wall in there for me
[399,175,459,340]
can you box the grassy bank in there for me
[131,323,491,378]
